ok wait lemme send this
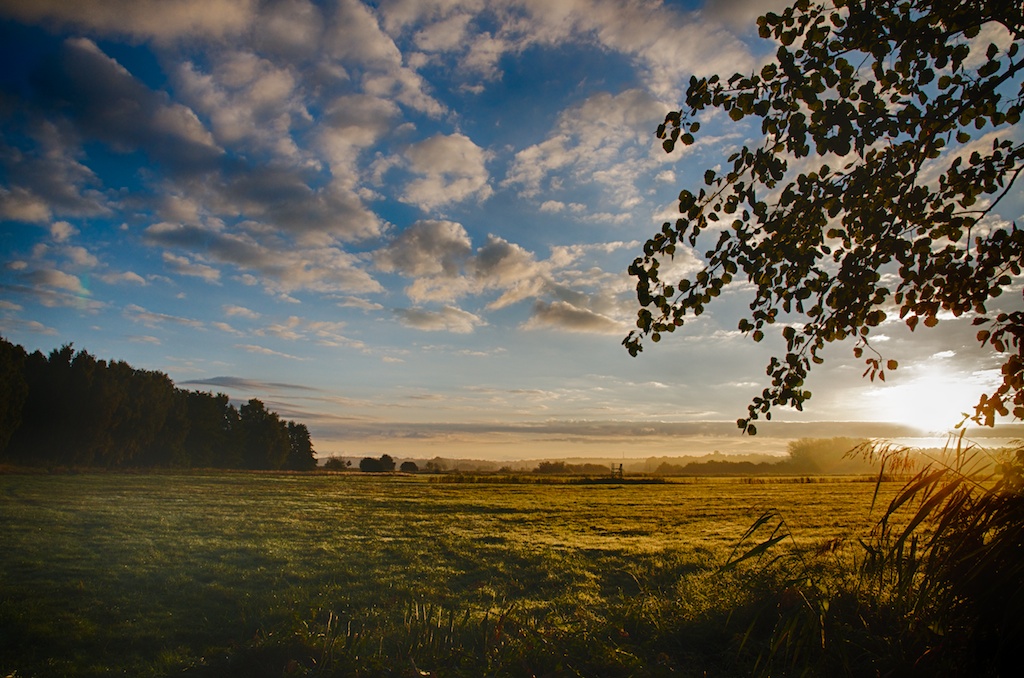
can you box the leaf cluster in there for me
[627,0,1024,433]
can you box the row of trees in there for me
[353,455,418,473]
[654,437,878,475]
[0,336,315,470]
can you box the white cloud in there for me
[124,303,204,329]
[394,305,486,333]
[0,123,110,221]
[224,304,261,319]
[375,219,472,277]
[253,0,325,59]
[318,94,402,183]
[537,0,761,97]
[63,246,99,268]
[414,13,474,51]
[472,235,548,309]
[0,0,255,43]
[128,334,162,344]
[24,268,89,295]
[50,221,78,242]
[173,53,307,160]
[336,296,385,311]
[235,343,306,360]
[327,0,445,117]
[401,133,493,210]
[0,318,58,336]
[702,0,792,29]
[259,315,304,341]
[162,251,221,282]
[0,187,53,223]
[377,0,486,32]
[523,300,625,334]
[504,88,668,210]
[145,221,383,296]
[33,38,223,172]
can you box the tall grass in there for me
[1,472,899,677]
[723,433,1024,677]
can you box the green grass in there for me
[0,472,899,677]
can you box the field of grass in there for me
[0,472,903,677]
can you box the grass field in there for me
[0,472,902,677]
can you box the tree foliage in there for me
[625,0,1024,433]
[0,335,316,469]
[359,454,396,473]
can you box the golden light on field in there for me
[867,364,983,433]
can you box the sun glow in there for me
[867,367,985,433]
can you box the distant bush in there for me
[359,455,395,473]
[323,458,350,471]
[534,461,618,475]
[656,438,879,476]
[400,461,418,473]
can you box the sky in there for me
[1,0,1022,461]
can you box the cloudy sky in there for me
[1,0,1021,460]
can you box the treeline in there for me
[655,437,879,476]
[0,336,315,470]
[534,460,617,475]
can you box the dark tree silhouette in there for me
[184,391,240,468]
[0,336,316,470]
[238,398,290,470]
[359,456,383,473]
[286,422,316,471]
[359,454,396,473]
[323,457,350,470]
[0,337,27,456]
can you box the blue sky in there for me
[1,0,1021,460]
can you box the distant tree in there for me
[783,437,873,474]
[359,454,396,473]
[400,460,419,473]
[535,461,568,474]
[324,457,350,470]
[115,366,181,467]
[238,398,290,470]
[0,337,315,469]
[184,391,239,468]
[7,348,58,463]
[626,0,1024,433]
[286,422,317,471]
[359,456,383,472]
[0,336,27,457]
